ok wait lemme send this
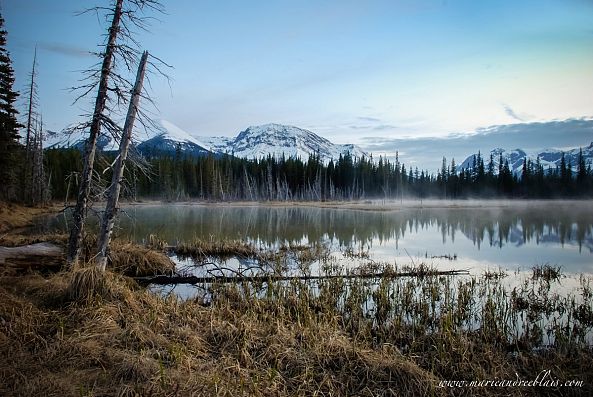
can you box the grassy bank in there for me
[1,203,592,396]
[0,202,62,234]
[1,265,592,396]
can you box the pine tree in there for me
[0,14,22,201]
[576,148,587,184]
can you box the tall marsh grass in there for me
[1,232,591,396]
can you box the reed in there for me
[1,226,592,396]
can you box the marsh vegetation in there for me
[2,201,593,396]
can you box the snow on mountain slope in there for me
[43,129,119,151]
[43,129,84,149]
[152,120,210,148]
[43,121,365,162]
[460,142,593,176]
[198,135,234,153]
[43,120,212,156]
[136,120,211,156]
[460,148,527,176]
[203,123,368,162]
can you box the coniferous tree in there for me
[576,148,587,186]
[487,154,495,178]
[22,48,46,205]
[0,14,22,201]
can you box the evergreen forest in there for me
[44,147,593,202]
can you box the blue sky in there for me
[3,0,593,170]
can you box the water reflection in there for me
[44,202,593,274]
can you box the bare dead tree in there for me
[96,50,148,271]
[21,47,39,204]
[67,0,124,265]
[19,47,49,206]
[31,115,48,205]
[67,0,166,265]
[24,47,37,157]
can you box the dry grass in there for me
[107,240,175,277]
[176,238,263,259]
[0,265,591,396]
[0,272,445,396]
[0,201,59,234]
[1,205,592,396]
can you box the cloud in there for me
[348,123,398,131]
[373,124,398,131]
[501,103,535,123]
[358,118,593,172]
[346,116,399,132]
[357,116,382,122]
[37,41,92,58]
[502,103,525,122]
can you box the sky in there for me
[3,0,593,171]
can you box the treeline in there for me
[2,6,592,205]
[0,14,49,205]
[45,147,593,202]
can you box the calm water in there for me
[45,201,593,275]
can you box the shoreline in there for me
[1,201,593,396]
[58,197,593,212]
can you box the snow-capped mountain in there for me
[460,142,593,176]
[136,120,211,157]
[44,120,212,156]
[44,129,120,151]
[200,123,368,162]
[43,121,366,162]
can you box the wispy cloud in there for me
[37,41,92,58]
[501,103,535,123]
[357,116,382,122]
[357,118,593,172]
[502,103,525,122]
[347,116,399,132]
[348,123,398,131]
[373,124,398,131]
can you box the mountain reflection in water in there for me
[43,201,593,274]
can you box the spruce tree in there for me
[576,148,587,185]
[0,14,22,201]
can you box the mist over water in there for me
[44,200,593,274]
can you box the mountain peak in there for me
[224,123,367,162]
[44,120,367,162]
[461,144,593,176]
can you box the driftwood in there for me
[0,242,64,270]
[135,269,470,286]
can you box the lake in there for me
[41,200,593,345]
[45,200,593,275]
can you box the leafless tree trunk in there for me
[24,47,37,157]
[31,117,47,206]
[96,51,148,271]
[67,0,123,265]
[21,47,39,205]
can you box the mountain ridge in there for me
[460,142,593,176]
[199,123,368,162]
[44,120,368,162]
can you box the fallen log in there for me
[0,242,64,271]
[135,268,470,286]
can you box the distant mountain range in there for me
[43,119,593,173]
[44,120,367,162]
[460,142,593,175]
[198,123,367,161]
